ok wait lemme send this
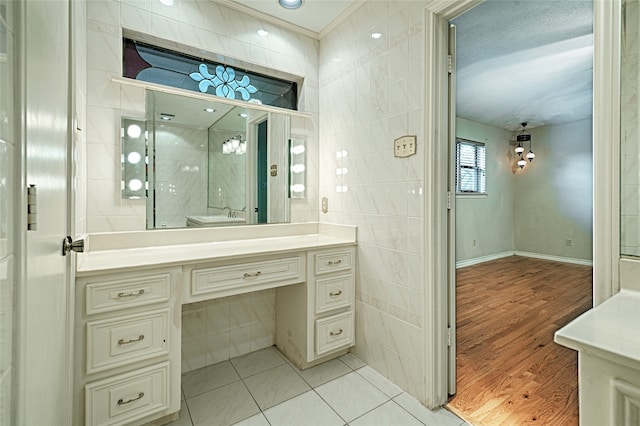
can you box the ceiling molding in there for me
[318,0,366,39]
[212,0,320,40]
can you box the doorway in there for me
[444,1,594,424]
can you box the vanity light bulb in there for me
[526,151,536,161]
[290,144,305,155]
[239,142,247,154]
[517,158,527,169]
[291,164,305,173]
[127,124,142,139]
[231,138,240,150]
[222,142,230,154]
[127,151,142,164]
[515,145,524,155]
[291,184,305,193]
[128,179,143,191]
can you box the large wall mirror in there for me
[121,89,296,229]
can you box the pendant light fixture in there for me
[515,122,534,169]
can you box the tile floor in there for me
[169,347,468,426]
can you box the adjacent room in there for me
[448,1,594,424]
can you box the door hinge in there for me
[27,184,37,231]
[447,327,452,347]
[62,236,84,256]
[447,55,453,74]
[447,191,452,210]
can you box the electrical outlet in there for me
[322,197,328,213]
[394,135,417,158]
[566,238,573,246]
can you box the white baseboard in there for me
[513,251,593,266]
[456,251,593,268]
[456,251,514,269]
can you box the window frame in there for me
[455,138,487,195]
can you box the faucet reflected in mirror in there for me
[121,89,299,229]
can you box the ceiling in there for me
[223,0,593,132]
[451,0,594,131]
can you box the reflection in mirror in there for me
[289,139,306,199]
[621,0,640,256]
[138,90,291,229]
[121,118,147,199]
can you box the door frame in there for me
[422,0,621,408]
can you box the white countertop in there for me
[554,289,640,366]
[76,223,357,275]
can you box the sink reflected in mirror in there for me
[121,89,294,229]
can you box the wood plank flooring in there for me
[446,256,593,426]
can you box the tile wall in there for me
[318,1,428,401]
[153,124,208,229]
[82,0,319,233]
[208,129,246,213]
[181,290,276,373]
[622,0,640,257]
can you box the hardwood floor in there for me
[446,256,593,426]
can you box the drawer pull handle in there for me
[243,271,262,278]
[117,289,145,298]
[327,259,342,266]
[330,329,344,337]
[329,290,343,297]
[117,392,144,406]
[118,335,145,346]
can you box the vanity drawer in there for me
[314,250,353,276]
[315,311,354,356]
[85,273,172,315]
[315,274,353,314]
[86,309,169,374]
[191,256,304,297]
[85,361,170,426]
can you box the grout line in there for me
[389,398,428,426]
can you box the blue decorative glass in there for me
[123,38,297,110]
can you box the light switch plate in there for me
[394,135,417,158]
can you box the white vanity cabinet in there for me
[74,268,182,426]
[276,247,356,369]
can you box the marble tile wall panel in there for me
[208,129,246,211]
[318,1,427,402]
[83,0,320,232]
[154,125,208,228]
[181,290,276,373]
[622,0,640,256]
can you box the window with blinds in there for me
[456,138,486,194]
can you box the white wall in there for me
[81,0,319,233]
[514,120,593,261]
[455,118,514,264]
[319,1,427,400]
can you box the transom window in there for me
[123,38,298,110]
[456,138,486,194]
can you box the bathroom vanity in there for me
[554,286,640,426]
[73,223,357,426]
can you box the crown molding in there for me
[212,0,320,40]
[318,0,366,39]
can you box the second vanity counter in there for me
[73,222,357,426]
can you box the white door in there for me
[447,23,457,396]
[0,1,17,424]
[17,1,73,425]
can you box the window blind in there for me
[456,138,486,194]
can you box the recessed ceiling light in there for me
[204,107,215,112]
[160,116,172,121]
[159,0,174,6]
[278,0,302,9]
[239,113,248,118]
[257,29,269,37]
[371,32,382,39]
